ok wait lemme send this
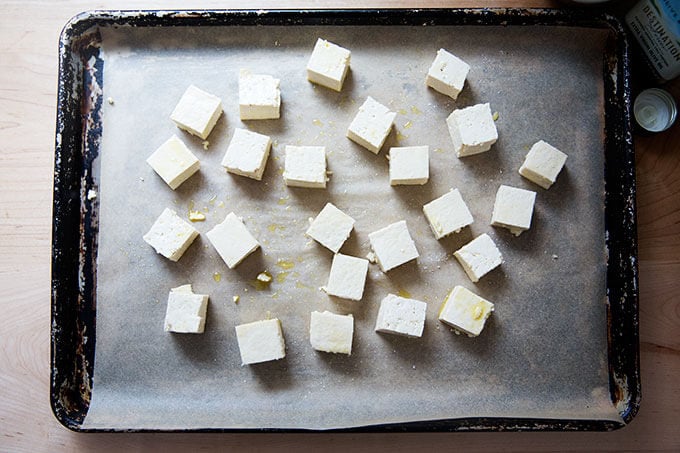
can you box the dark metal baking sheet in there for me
[51,8,639,432]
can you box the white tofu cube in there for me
[235,318,286,365]
[283,145,327,188]
[239,69,281,120]
[368,220,419,272]
[453,233,503,282]
[143,208,199,262]
[519,140,568,189]
[491,185,536,236]
[347,96,397,154]
[422,188,474,239]
[446,103,498,157]
[170,85,223,140]
[324,253,369,301]
[306,38,351,92]
[438,286,494,337]
[375,293,427,338]
[389,146,429,186]
[221,128,272,181]
[306,203,355,253]
[146,135,200,190]
[163,284,209,334]
[206,212,260,269]
[425,48,470,100]
[309,311,354,355]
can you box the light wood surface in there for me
[1,1,679,451]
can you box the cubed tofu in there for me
[143,208,199,262]
[347,96,397,154]
[453,233,503,282]
[368,220,419,272]
[422,188,474,239]
[221,128,272,181]
[283,145,328,188]
[163,284,209,334]
[239,69,281,120]
[306,203,355,253]
[309,311,354,355]
[425,48,470,100]
[206,212,260,269]
[235,318,286,365]
[389,146,430,186]
[375,293,427,338]
[446,103,498,157]
[519,140,568,189]
[324,253,369,301]
[438,286,494,337]
[146,135,200,190]
[306,38,351,91]
[491,185,536,236]
[170,85,223,140]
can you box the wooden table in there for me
[1,1,678,451]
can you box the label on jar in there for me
[626,0,680,81]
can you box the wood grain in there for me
[1,1,679,451]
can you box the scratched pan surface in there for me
[51,9,638,432]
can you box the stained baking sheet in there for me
[52,9,639,431]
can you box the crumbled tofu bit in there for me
[188,210,206,222]
[305,203,356,253]
[368,220,419,272]
[438,286,494,337]
[425,48,470,100]
[163,284,209,334]
[423,188,473,239]
[143,208,199,262]
[239,69,281,120]
[519,140,568,189]
[324,253,369,301]
[107,97,114,105]
[366,251,377,263]
[86,189,97,200]
[235,318,286,365]
[202,140,210,150]
[453,233,503,282]
[309,311,354,355]
[146,135,200,190]
[283,145,327,188]
[347,96,397,154]
[375,294,427,338]
[492,111,500,121]
[389,146,430,186]
[213,272,221,282]
[490,185,536,236]
[257,271,273,283]
[170,85,223,140]
[306,38,351,91]
[206,212,260,269]
[446,103,498,157]
[221,128,272,181]
[233,295,240,304]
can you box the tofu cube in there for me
[347,96,397,154]
[446,103,498,157]
[306,203,355,253]
[170,85,223,140]
[389,146,429,186]
[164,284,209,334]
[438,286,494,337]
[423,188,474,239]
[368,220,419,272]
[206,212,260,269]
[324,253,369,301]
[306,38,351,91]
[283,145,327,188]
[425,48,470,100]
[239,69,281,120]
[375,293,427,338]
[309,311,354,355]
[235,318,286,365]
[491,185,536,236]
[519,140,568,189]
[221,128,272,181]
[146,135,200,190]
[143,208,199,262]
[453,233,503,282]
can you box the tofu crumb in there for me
[87,189,97,200]
[188,210,206,221]
[233,295,240,304]
[202,140,210,150]
[257,271,272,283]
[492,111,500,121]
[107,97,114,105]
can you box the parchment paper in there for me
[85,23,621,429]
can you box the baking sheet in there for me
[78,22,623,430]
